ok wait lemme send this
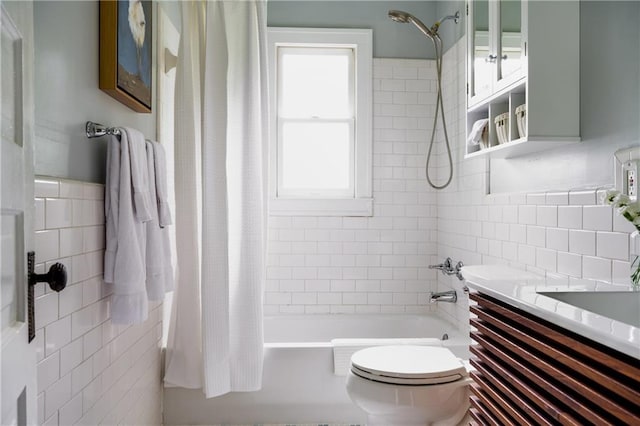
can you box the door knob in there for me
[27,251,67,342]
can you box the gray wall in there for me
[267,1,444,59]
[491,1,640,192]
[34,1,162,183]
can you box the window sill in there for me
[269,197,373,217]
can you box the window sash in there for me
[276,117,355,198]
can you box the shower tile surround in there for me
[434,37,637,330]
[33,177,162,426]
[266,44,635,328]
[265,58,441,315]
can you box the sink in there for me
[538,291,640,327]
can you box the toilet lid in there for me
[350,345,467,385]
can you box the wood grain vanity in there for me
[468,291,640,425]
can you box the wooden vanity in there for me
[468,291,640,425]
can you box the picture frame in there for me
[99,0,152,113]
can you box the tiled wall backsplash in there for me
[435,37,636,329]
[34,177,162,426]
[265,58,441,315]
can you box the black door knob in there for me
[29,258,67,292]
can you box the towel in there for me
[331,338,442,376]
[123,127,153,223]
[104,130,149,324]
[150,141,172,227]
[145,141,174,300]
[467,119,489,146]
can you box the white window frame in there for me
[267,27,373,216]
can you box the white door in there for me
[1,1,37,425]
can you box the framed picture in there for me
[99,0,152,113]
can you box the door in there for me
[1,1,37,425]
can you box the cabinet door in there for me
[467,0,493,106]
[495,0,525,91]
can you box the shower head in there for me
[388,9,435,40]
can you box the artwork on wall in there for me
[99,0,152,113]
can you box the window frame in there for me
[267,27,373,216]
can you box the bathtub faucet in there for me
[429,290,457,304]
[428,257,464,280]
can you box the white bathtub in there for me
[163,314,470,425]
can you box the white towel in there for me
[467,119,489,146]
[145,141,174,300]
[123,127,153,223]
[104,130,149,324]
[150,141,172,227]
[331,338,442,376]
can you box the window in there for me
[268,28,373,216]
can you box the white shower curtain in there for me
[164,0,268,398]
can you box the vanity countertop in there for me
[461,265,640,361]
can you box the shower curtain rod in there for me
[85,121,121,138]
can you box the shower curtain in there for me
[164,0,268,398]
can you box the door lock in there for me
[27,251,67,342]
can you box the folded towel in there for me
[331,338,442,376]
[123,127,153,223]
[467,119,489,146]
[150,141,173,227]
[105,130,149,324]
[145,141,174,300]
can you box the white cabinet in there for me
[465,0,580,159]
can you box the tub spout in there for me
[430,290,457,303]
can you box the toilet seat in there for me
[350,345,467,385]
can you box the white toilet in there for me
[345,345,472,426]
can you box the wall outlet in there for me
[615,146,640,202]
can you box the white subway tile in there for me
[546,228,569,252]
[35,198,46,231]
[546,191,569,205]
[582,256,611,282]
[35,179,60,198]
[557,205,582,229]
[58,393,83,426]
[596,232,629,261]
[45,373,71,419]
[569,230,596,256]
[583,206,612,231]
[569,190,596,205]
[536,206,558,227]
[526,226,546,248]
[536,248,557,272]
[612,260,632,285]
[518,205,536,225]
[35,292,59,329]
[59,227,84,257]
[60,338,83,376]
[35,230,59,262]
[557,252,582,277]
[45,316,72,357]
[38,352,60,391]
[71,359,93,394]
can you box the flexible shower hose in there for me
[425,35,453,190]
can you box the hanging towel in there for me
[467,118,489,146]
[145,141,174,299]
[104,130,150,324]
[123,127,153,222]
[151,141,173,227]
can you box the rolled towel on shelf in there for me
[467,118,489,148]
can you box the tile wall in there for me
[33,177,162,426]
[434,37,637,329]
[264,58,441,315]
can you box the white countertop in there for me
[462,265,640,360]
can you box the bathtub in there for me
[163,314,470,425]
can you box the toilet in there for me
[345,345,472,425]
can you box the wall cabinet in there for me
[465,0,581,159]
[468,292,640,425]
